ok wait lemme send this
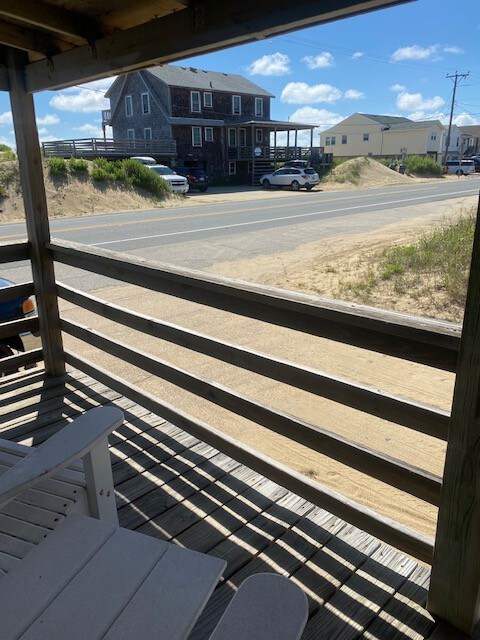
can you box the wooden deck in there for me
[0,366,440,640]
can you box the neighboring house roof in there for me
[146,64,274,97]
[359,114,412,125]
[387,120,444,131]
[460,125,480,136]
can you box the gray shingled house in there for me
[102,64,316,184]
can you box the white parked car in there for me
[148,165,189,194]
[260,167,320,191]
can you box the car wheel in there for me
[262,179,270,189]
[456,169,464,176]
[305,183,312,191]
[291,180,300,191]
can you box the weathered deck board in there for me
[0,367,442,640]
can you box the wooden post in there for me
[294,129,298,157]
[273,127,277,170]
[428,195,480,633]
[7,48,65,376]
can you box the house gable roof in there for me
[360,113,412,125]
[387,119,444,131]
[146,64,274,97]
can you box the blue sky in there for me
[0,0,478,148]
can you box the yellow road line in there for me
[0,187,442,241]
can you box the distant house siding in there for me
[170,87,270,121]
[172,125,226,176]
[110,74,173,142]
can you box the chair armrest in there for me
[0,406,123,509]
[208,573,308,640]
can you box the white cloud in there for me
[38,134,57,142]
[352,52,364,59]
[443,45,464,54]
[452,113,479,126]
[281,82,342,104]
[407,110,478,127]
[74,123,104,137]
[246,52,291,76]
[63,77,117,93]
[344,89,365,100]
[289,106,344,129]
[391,44,439,61]
[302,52,334,69]
[390,84,406,92]
[37,127,49,135]
[396,91,445,112]
[50,88,109,113]
[0,111,12,125]
[37,114,60,126]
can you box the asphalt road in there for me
[2,178,479,290]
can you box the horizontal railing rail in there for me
[61,317,443,505]
[41,138,177,158]
[50,239,460,370]
[57,284,450,440]
[0,242,29,264]
[0,282,34,303]
[65,349,435,564]
[0,317,39,340]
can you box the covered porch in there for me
[0,0,480,638]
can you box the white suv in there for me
[148,165,189,194]
[260,167,320,190]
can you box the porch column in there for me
[286,130,290,159]
[251,124,255,186]
[294,129,298,158]
[7,49,65,376]
[428,196,480,634]
[274,127,277,170]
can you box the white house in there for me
[320,113,445,159]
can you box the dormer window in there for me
[232,95,241,115]
[204,92,212,108]
[125,95,133,117]
[141,93,150,115]
[255,98,263,117]
[191,91,201,113]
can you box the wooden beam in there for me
[0,241,29,263]
[0,282,34,303]
[7,48,64,376]
[0,347,42,373]
[24,0,413,92]
[0,19,69,56]
[64,349,435,564]
[428,196,480,634]
[0,0,108,44]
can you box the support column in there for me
[273,127,277,170]
[7,49,65,376]
[251,124,255,186]
[428,195,480,633]
[294,129,298,158]
[286,130,290,159]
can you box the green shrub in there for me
[121,159,171,196]
[405,155,443,176]
[91,167,108,181]
[69,158,88,172]
[48,157,67,176]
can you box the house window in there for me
[141,93,150,115]
[229,161,236,175]
[431,132,437,141]
[232,95,241,115]
[325,136,331,145]
[342,135,347,144]
[126,128,135,139]
[191,91,201,112]
[125,95,133,117]
[192,126,202,146]
[144,127,152,140]
[255,98,263,117]
[204,92,212,108]
[239,128,246,147]
[255,128,263,144]
[205,127,214,142]
[331,136,336,145]
[228,128,237,147]
[363,133,369,141]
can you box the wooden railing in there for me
[41,138,177,159]
[227,146,313,161]
[0,243,43,374]
[45,237,462,563]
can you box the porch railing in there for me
[41,138,177,159]
[0,237,462,564]
[227,146,313,161]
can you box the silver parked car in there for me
[260,167,320,191]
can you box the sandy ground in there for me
[56,197,476,541]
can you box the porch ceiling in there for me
[0,0,414,93]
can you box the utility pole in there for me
[443,71,469,164]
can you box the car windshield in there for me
[151,166,176,175]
